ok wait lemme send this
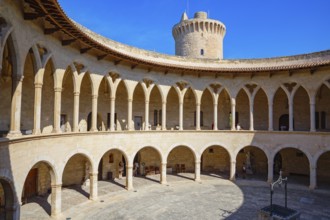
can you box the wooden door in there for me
[23,168,38,199]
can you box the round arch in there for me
[234,145,269,180]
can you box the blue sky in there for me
[58,0,330,59]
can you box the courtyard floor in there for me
[20,173,330,220]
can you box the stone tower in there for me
[172,11,226,59]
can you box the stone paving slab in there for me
[20,174,330,220]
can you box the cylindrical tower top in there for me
[194,11,207,19]
[172,11,226,59]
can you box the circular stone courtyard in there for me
[21,174,330,220]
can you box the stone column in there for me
[213,103,218,130]
[126,165,134,190]
[196,103,201,130]
[89,172,98,201]
[230,160,236,181]
[51,184,61,217]
[249,98,254,131]
[145,100,150,130]
[162,101,166,130]
[310,97,316,132]
[231,98,236,130]
[267,159,274,183]
[110,97,116,131]
[194,161,201,182]
[179,101,183,130]
[161,162,167,184]
[90,95,98,132]
[288,98,294,131]
[73,92,80,132]
[268,103,273,131]
[52,87,62,133]
[33,83,42,134]
[309,165,317,190]
[8,76,23,137]
[128,98,133,131]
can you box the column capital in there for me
[91,94,98,99]
[110,97,116,101]
[54,87,62,92]
[34,82,43,88]
[126,165,133,169]
[128,98,133,102]
[161,162,167,166]
[162,101,167,105]
[195,161,201,165]
[89,172,98,176]
[74,91,80,96]
[145,100,149,104]
[51,184,62,188]
[196,102,201,107]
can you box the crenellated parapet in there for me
[172,11,226,59]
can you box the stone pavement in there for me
[20,173,330,220]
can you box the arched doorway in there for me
[200,89,213,130]
[97,149,128,190]
[236,89,250,130]
[275,148,310,187]
[60,66,75,132]
[166,87,179,130]
[273,88,288,131]
[0,178,15,220]
[62,154,92,211]
[293,86,310,131]
[279,114,289,131]
[236,146,268,180]
[167,146,195,181]
[317,151,330,189]
[21,162,55,217]
[254,89,268,130]
[133,147,162,185]
[201,146,230,179]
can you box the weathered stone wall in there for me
[116,82,128,130]
[100,150,124,179]
[61,70,74,132]
[79,74,92,132]
[21,53,35,133]
[0,76,12,133]
[293,87,310,131]
[254,89,268,130]
[63,155,89,186]
[167,146,195,173]
[236,146,268,175]
[236,90,250,130]
[166,88,179,130]
[218,90,231,130]
[40,62,54,133]
[317,152,330,182]
[31,163,51,195]
[201,89,214,130]
[201,146,230,173]
[138,147,161,175]
[280,148,309,176]
[316,84,330,130]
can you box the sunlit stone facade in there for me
[0,1,329,219]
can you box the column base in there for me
[32,129,41,135]
[310,129,316,132]
[230,177,236,181]
[267,178,273,184]
[89,128,98,132]
[161,180,167,185]
[125,186,134,191]
[194,179,201,182]
[309,185,316,190]
[6,130,22,138]
[52,129,62,134]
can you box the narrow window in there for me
[315,112,319,129]
[154,110,158,126]
[200,49,204,56]
[321,111,326,129]
[159,109,162,126]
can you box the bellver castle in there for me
[0,1,329,219]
